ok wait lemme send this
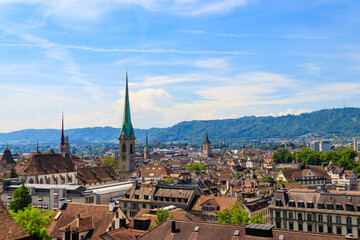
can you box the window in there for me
[357,218,360,225]
[288,212,293,220]
[336,227,342,235]
[317,203,325,209]
[297,201,305,208]
[328,226,333,234]
[276,221,281,228]
[276,211,280,218]
[307,214,312,221]
[336,216,341,224]
[326,203,334,210]
[318,215,323,222]
[357,206,360,212]
[143,204,146,208]
[130,144,134,154]
[124,202,127,208]
[319,225,323,233]
[336,204,343,211]
[347,217,352,225]
[306,202,314,208]
[298,223,303,231]
[298,213,303,221]
[289,222,294,230]
[288,201,295,207]
[276,200,282,207]
[122,143,126,153]
[347,227,352,234]
[308,224,312,232]
[346,204,354,212]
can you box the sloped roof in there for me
[0,149,16,165]
[140,166,172,179]
[0,200,30,240]
[47,202,119,239]
[191,196,237,212]
[17,152,76,176]
[281,165,330,182]
[89,227,136,240]
[77,166,119,185]
[59,215,94,233]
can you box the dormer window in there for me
[275,200,282,207]
[336,204,343,211]
[297,201,305,208]
[306,202,314,208]
[326,203,334,210]
[288,200,295,207]
[317,203,325,209]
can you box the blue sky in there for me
[1,0,360,132]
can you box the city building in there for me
[47,200,128,240]
[119,182,201,219]
[320,140,332,152]
[354,140,359,151]
[327,166,358,190]
[274,165,332,187]
[138,219,349,240]
[203,133,211,158]
[270,189,360,238]
[1,178,132,210]
[77,166,119,186]
[118,71,136,181]
[17,150,77,185]
[0,146,16,175]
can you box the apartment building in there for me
[270,189,360,238]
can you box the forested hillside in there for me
[1,108,359,144]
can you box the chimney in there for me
[171,220,176,233]
[109,200,115,212]
[77,213,80,228]
[59,198,66,210]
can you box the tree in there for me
[9,178,32,213]
[250,211,265,224]
[272,149,294,163]
[8,168,18,178]
[10,206,54,240]
[185,163,207,171]
[102,155,118,170]
[149,207,173,230]
[166,176,174,183]
[217,201,250,225]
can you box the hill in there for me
[1,108,360,144]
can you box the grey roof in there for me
[1,149,15,165]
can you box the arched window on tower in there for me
[130,144,134,154]
[40,178,43,184]
[122,143,127,153]
[29,178,34,184]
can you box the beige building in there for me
[270,189,360,238]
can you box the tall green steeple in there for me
[120,71,135,139]
[145,132,149,148]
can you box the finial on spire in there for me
[36,140,39,153]
[6,144,9,150]
[126,66,128,76]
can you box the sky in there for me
[1,0,360,132]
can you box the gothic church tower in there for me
[203,132,211,158]
[118,71,136,181]
[144,132,150,159]
[59,112,70,157]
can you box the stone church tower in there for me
[59,113,70,157]
[118,71,136,181]
[203,132,211,158]
[144,132,150,159]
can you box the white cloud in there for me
[279,108,309,116]
[297,63,321,75]
[194,58,230,70]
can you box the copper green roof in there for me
[120,72,135,138]
[145,132,149,148]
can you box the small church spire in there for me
[145,132,149,148]
[36,140,39,153]
[61,111,65,145]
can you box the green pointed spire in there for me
[120,71,135,138]
[145,132,149,148]
[204,132,211,144]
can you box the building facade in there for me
[270,189,360,238]
[118,72,136,181]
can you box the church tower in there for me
[144,132,150,159]
[59,112,70,157]
[118,71,136,181]
[203,132,211,158]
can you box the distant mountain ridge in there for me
[1,108,360,144]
